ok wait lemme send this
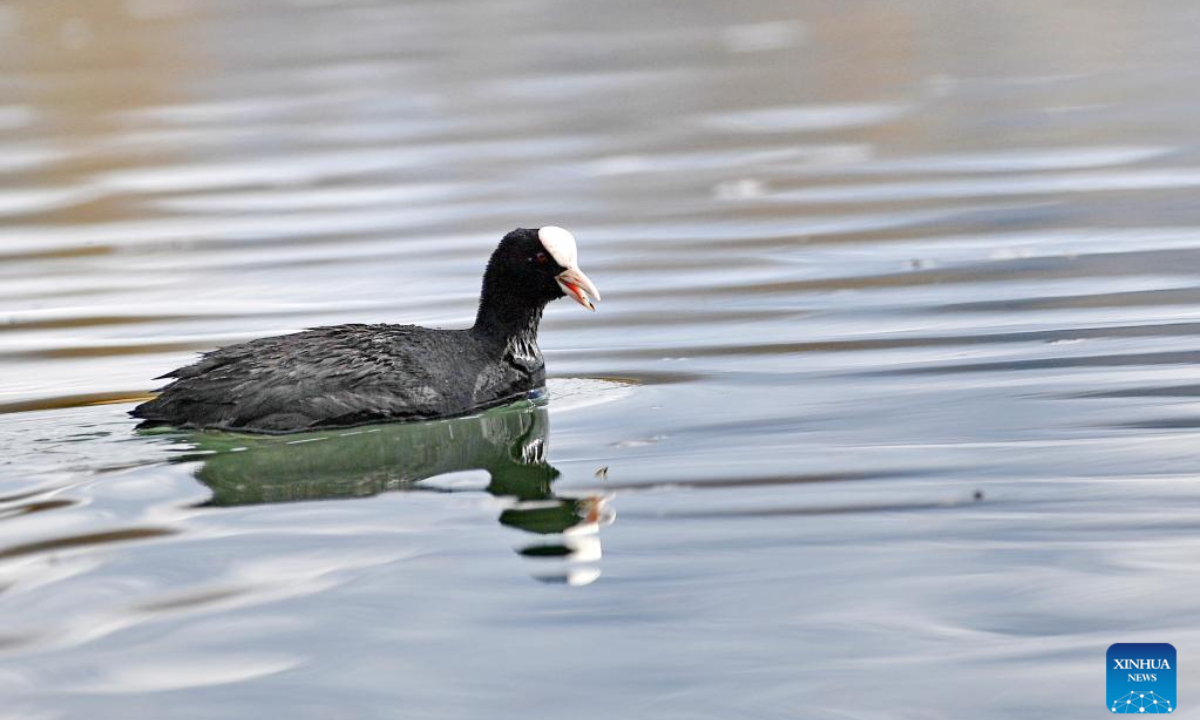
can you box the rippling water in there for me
[4,0,1200,717]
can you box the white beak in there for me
[556,266,601,311]
[539,226,600,311]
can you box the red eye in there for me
[535,252,549,265]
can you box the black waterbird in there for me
[131,227,600,433]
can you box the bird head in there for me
[492,226,601,311]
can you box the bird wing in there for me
[132,324,462,432]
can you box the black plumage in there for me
[131,227,600,433]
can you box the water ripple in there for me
[770,168,1200,203]
[699,103,911,133]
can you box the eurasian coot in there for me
[131,227,600,433]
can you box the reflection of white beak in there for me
[556,266,601,311]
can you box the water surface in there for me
[3,0,1200,717]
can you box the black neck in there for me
[471,269,547,344]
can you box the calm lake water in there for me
[3,0,1200,717]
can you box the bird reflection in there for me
[170,402,612,585]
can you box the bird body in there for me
[131,227,599,433]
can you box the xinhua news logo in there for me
[1108,643,1176,714]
